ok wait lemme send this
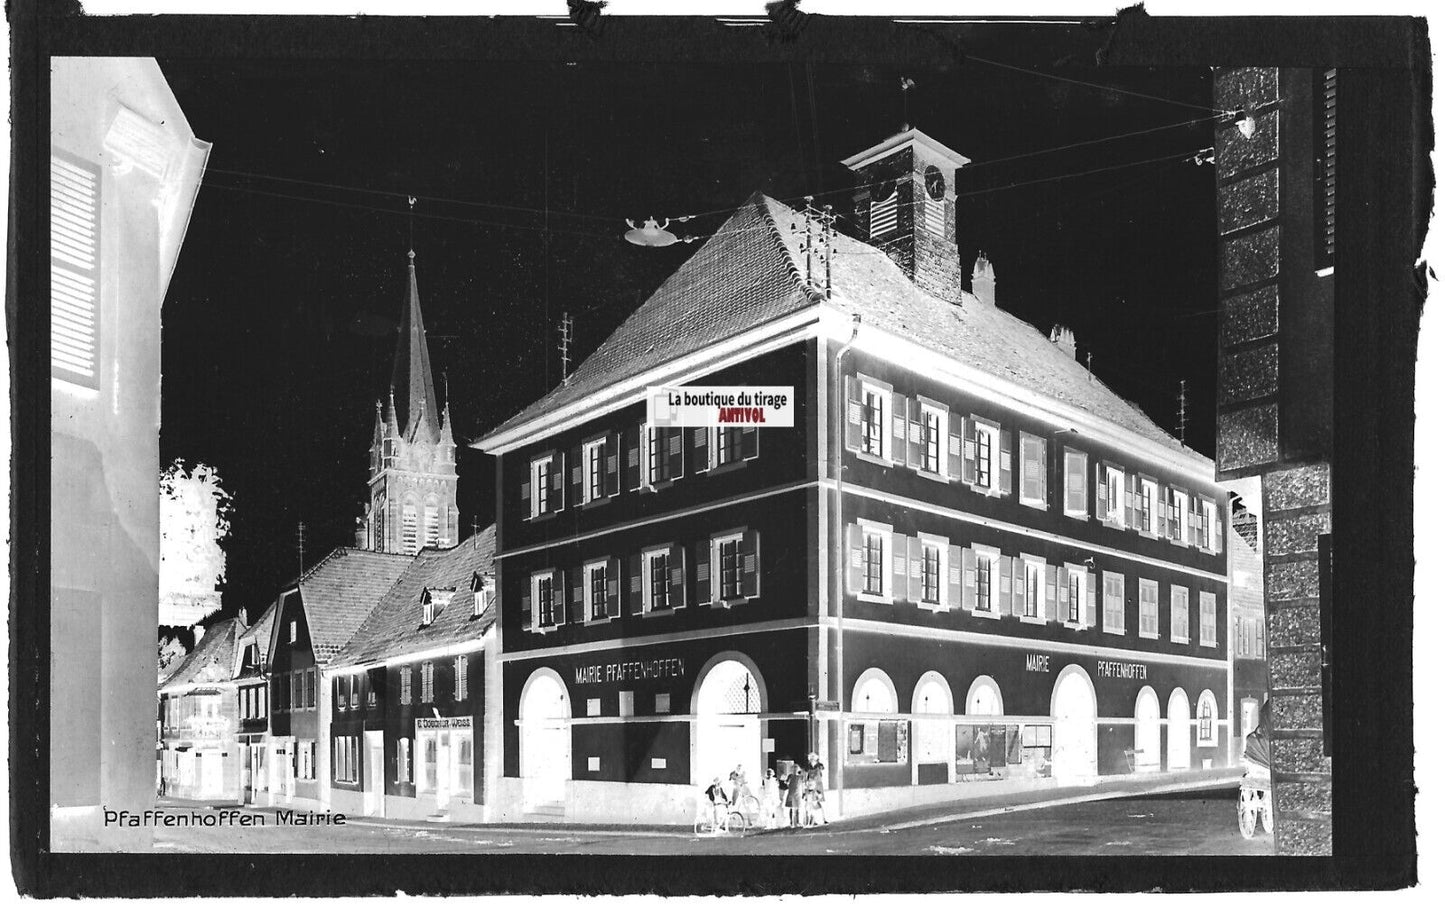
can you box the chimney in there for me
[970,253,996,307]
[191,623,205,644]
[1049,324,1076,360]
[841,128,971,302]
[238,607,248,627]
[354,514,368,548]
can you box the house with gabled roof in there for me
[326,526,497,822]
[159,616,245,801]
[234,600,277,805]
[264,546,412,811]
[477,127,1230,824]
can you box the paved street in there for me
[153,787,1271,856]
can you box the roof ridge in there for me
[749,192,821,305]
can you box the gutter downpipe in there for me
[832,313,862,820]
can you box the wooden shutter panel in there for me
[947,413,963,481]
[1214,505,1224,552]
[669,543,686,608]
[999,430,1014,495]
[520,474,531,509]
[627,553,644,614]
[550,451,566,511]
[963,547,977,606]
[946,545,963,610]
[891,393,908,463]
[905,399,923,470]
[570,573,584,624]
[1157,491,1168,536]
[570,445,584,505]
[845,523,863,594]
[625,424,642,490]
[605,432,621,497]
[906,536,923,603]
[667,428,685,480]
[693,428,710,473]
[963,419,978,484]
[520,584,532,630]
[741,426,759,460]
[891,532,908,602]
[741,529,761,599]
[694,540,712,605]
[1013,556,1026,614]
[1086,572,1098,628]
[1066,452,1085,513]
[1095,462,1107,520]
[844,376,863,451]
[998,555,1013,615]
[51,152,101,388]
[606,556,622,617]
[1045,564,1058,622]
[551,569,566,626]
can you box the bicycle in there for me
[693,794,760,836]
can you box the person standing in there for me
[804,752,828,826]
[785,766,803,828]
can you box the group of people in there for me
[701,752,828,833]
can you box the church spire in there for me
[391,249,441,443]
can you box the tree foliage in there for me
[159,460,233,625]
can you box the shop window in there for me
[456,735,474,796]
[334,736,359,783]
[1021,724,1053,778]
[397,738,411,784]
[955,724,1019,777]
[418,735,438,792]
[845,720,910,765]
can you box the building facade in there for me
[478,129,1231,824]
[158,617,244,802]
[235,603,276,805]
[326,528,497,822]
[1227,513,1268,760]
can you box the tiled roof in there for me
[293,547,414,664]
[235,600,277,680]
[161,617,242,691]
[331,526,497,669]
[483,192,1204,465]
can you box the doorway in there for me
[364,731,385,817]
[693,658,765,790]
[1167,688,1192,770]
[519,670,571,811]
[1050,666,1098,784]
[912,672,954,785]
[1133,686,1161,772]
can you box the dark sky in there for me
[157,45,1219,624]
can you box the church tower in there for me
[360,250,459,554]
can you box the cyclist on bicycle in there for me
[703,776,729,834]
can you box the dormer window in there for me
[420,587,457,627]
[470,572,494,617]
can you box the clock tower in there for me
[360,250,459,554]
[841,127,971,302]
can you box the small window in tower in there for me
[869,180,899,239]
[401,501,419,554]
[423,498,439,549]
[923,165,946,237]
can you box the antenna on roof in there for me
[900,76,916,132]
[1177,380,1188,442]
[795,197,837,300]
[558,311,574,385]
[296,521,306,580]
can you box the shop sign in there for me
[1095,659,1148,680]
[574,657,686,685]
[1024,653,1051,673]
[417,716,472,731]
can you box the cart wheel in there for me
[1237,792,1257,839]
[1261,794,1274,835]
[726,811,747,835]
[694,814,710,836]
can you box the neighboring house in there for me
[1228,507,1268,760]
[265,548,412,812]
[477,127,1230,824]
[49,57,210,850]
[158,617,245,801]
[235,602,277,806]
[327,527,497,822]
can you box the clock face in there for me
[870,179,897,203]
[924,165,946,200]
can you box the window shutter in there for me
[1045,564,1058,622]
[1095,462,1107,520]
[625,424,642,490]
[693,428,710,472]
[628,553,644,614]
[1086,573,1097,628]
[890,393,908,463]
[606,556,622,617]
[741,426,759,461]
[667,428,685,480]
[999,430,1014,495]
[906,536,923,603]
[520,585,532,630]
[1065,453,1086,513]
[1013,556,1026,614]
[947,413,963,481]
[551,568,566,626]
[694,540,712,605]
[1158,492,1168,537]
[604,430,621,496]
[550,451,566,511]
[51,152,101,388]
[570,573,584,624]
[845,523,863,594]
[669,543,687,607]
[844,376,863,451]
[1214,506,1224,552]
[520,475,531,508]
[946,545,963,610]
[998,555,1013,615]
[891,532,908,602]
[962,419,978,484]
[905,399,923,470]
[741,529,761,599]
[963,547,977,603]
[570,445,584,504]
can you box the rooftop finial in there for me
[407,195,417,263]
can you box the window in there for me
[400,667,412,705]
[455,655,469,700]
[1019,433,1046,507]
[715,427,746,467]
[334,736,359,783]
[533,571,556,629]
[655,693,671,714]
[644,547,673,612]
[1140,479,1159,536]
[1021,557,1045,622]
[1102,572,1125,635]
[1103,466,1125,526]
[921,542,942,606]
[582,437,606,503]
[291,672,302,711]
[715,534,742,601]
[1200,592,1218,647]
[586,561,609,620]
[397,738,411,784]
[1171,585,1191,643]
[971,548,999,615]
[530,455,554,517]
[422,591,436,627]
[456,735,474,796]
[1168,489,1185,542]
[973,423,997,489]
[1197,691,1219,746]
[51,151,102,388]
[308,669,318,709]
[289,620,297,643]
[919,403,945,475]
[863,529,886,598]
[401,501,419,554]
[1201,499,1219,553]
[1065,565,1087,626]
[870,182,899,238]
[861,381,889,459]
[423,499,440,548]
[1139,579,1160,639]
[1064,449,1088,517]
[644,426,661,486]
[418,734,438,792]
[336,676,349,712]
[472,573,493,617]
[421,661,434,703]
